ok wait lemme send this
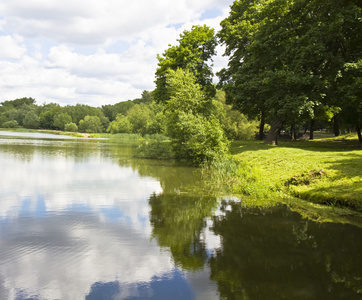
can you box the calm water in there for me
[0,131,361,300]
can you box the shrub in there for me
[64,122,78,132]
[136,135,173,160]
[164,69,230,165]
[107,114,132,134]
[53,112,72,130]
[2,120,19,128]
[78,115,103,133]
[167,112,229,164]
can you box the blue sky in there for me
[0,0,233,107]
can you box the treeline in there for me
[0,91,258,140]
[0,97,108,133]
[217,0,361,144]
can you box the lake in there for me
[0,131,361,300]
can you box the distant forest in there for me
[0,91,259,141]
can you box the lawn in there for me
[230,134,362,215]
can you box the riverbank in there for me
[0,128,90,138]
[224,134,362,224]
[0,128,143,140]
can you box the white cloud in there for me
[0,0,234,106]
[0,35,26,59]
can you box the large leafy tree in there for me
[218,0,361,144]
[154,25,217,102]
[164,69,229,164]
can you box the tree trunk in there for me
[309,119,315,140]
[290,123,296,140]
[333,115,340,137]
[258,112,265,140]
[265,118,283,145]
[357,124,362,144]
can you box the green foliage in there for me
[149,192,218,270]
[218,0,362,143]
[165,69,229,164]
[64,122,78,132]
[39,105,61,129]
[107,101,165,136]
[127,103,154,136]
[23,111,39,129]
[169,112,229,164]
[136,135,173,160]
[202,155,271,198]
[2,120,20,128]
[336,59,362,136]
[78,115,103,133]
[63,104,105,125]
[102,91,153,121]
[53,112,72,130]
[154,25,217,102]
[0,115,8,127]
[107,114,132,134]
[1,97,35,108]
[213,90,259,140]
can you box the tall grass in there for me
[135,134,173,159]
[201,154,277,199]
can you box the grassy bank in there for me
[221,134,362,221]
[0,128,144,140]
[0,127,89,138]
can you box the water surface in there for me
[0,131,361,299]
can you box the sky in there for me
[0,0,234,107]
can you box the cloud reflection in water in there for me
[0,143,190,299]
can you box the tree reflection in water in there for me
[149,196,362,300]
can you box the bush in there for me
[64,122,78,132]
[136,135,173,160]
[107,114,132,134]
[53,112,72,130]
[2,120,19,128]
[167,113,229,164]
[164,69,230,165]
[78,115,103,133]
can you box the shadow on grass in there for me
[279,139,362,152]
[230,137,361,156]
[230,140,275,155]
[290,155,362,211]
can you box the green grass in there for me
[229,135,362,213]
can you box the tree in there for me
[107,114,132,134]
[53,112,72,130]
[154,25,217,102]
[2,120,19,128]
[64,104,105,125]
[23,111,40,129]
[164,69,229,164]
[126,103,154,136]
[1,97,35,108]
[64,122,78,132]
[218,0,361,144]
[39,105,61,129]
[336,60,362,143]
[78,115,103,133]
